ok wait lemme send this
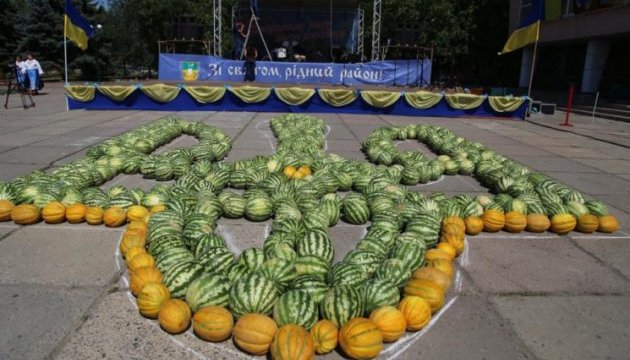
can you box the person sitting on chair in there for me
[233,20,246,60]
[244,46,257,82]
[14,55,27,89]
[24,53,43,95]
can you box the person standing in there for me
[233,20,246,59]
[24,53,43,95]
[14,55,27,88]
[244,46,257,82]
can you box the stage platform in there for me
[65,83,530,119]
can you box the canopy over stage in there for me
[65,84,529,120]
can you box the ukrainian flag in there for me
[64,0,94,50]
[499,0,545,55]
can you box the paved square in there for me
[1,86,629,359]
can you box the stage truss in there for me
[211,0,383,61]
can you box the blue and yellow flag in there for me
[499,0,545,55]
[64,0,94,50]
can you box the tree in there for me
[0,0,24,68]
[18,0,65,74]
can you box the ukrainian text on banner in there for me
[159,54,432,87]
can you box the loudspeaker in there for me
[541,103,556,115]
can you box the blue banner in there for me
[159,54,432,87]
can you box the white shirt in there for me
[15,61,26,74]
[25,59,44,75]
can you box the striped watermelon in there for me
[375,258,411,288]
[320,199,341,226]
[155,247,195,273]
[341,193,370,225]
[361,278,401,314]
[238,248,266,271]
[197,247,235,274]
[289,275,329,304]
[148,238,187,259]
[356,238,390,258]
[294,255,330,279]
[343,250,382,276]
[320,285,363,327]
[185,273,231,312]
[182,214,214,248]
[585,200,609,216]
[163,260,205,298]
[259,258,297,292]
[296,232,334,264]
[264,242,297,262]
[327,262,368,288]
[193,233,227,258]
[273,290,318,329]
[303,211,330,231]
[229,272,279,318]
[226,262,251,283]
[566,201,589,218]
[245,194,273,221]
[218,191,246,218]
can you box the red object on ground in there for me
[560,84,574,127]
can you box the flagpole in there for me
[526,23,540,100]
[526,39,538,99]
[64,16,69,110]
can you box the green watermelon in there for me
[185,273,231,312]
[229,272,279,317]
[320,285,363,327]
[289,275,329,304]
[327,262,369,288]
[163,261,205,298]
[361,278,400,314]
[296,232,334,264]
[273,290,318,329]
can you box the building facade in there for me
[510,0,630,97]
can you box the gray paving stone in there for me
[55,291,250,360]
[0,284,100,360]
[572,237,630,279]
[328,151,368,161]
[487,144,556,157]
[31,134,106,147]
[539,145,618,159]
[0,163,46,181]
[0,225,19,239]
[231,138,274,150]
[408,175,481,193]
[324,125,355,140]
[215,222,269,256]
[463,236,630,294]
[0,145,81,165]
[544,172,630,196]
[389,295,533,360]
[339,114,388,126]
[329,223,368,262]
[325,139,362,152]
[512,156,601,173]
[571,158,630,175]
[0,226,123,287]
[223,148,274,162]
[0,133,49,147]
[491,295,630,360]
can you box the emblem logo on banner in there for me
[180,61,200,81]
